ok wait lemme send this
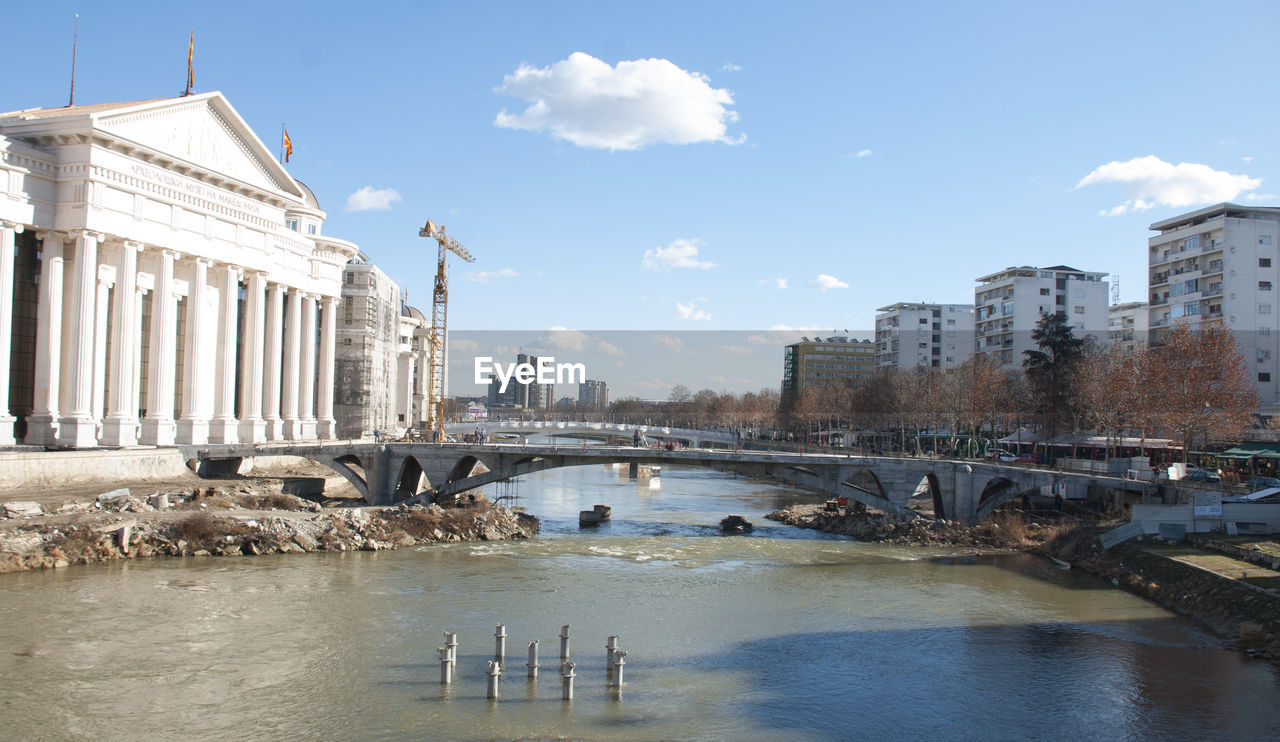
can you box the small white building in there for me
[874,302,974,371]
[0,92,359,447]
[974,265,1109,368]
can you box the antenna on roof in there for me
[68,14,79,107]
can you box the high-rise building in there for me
[578,379,609,410]
[781,335,875,403]
[974,265,1109,368]
[1147,203,1280,411]
[1107,301,1148,352]
[874,303,974,371]
[486,353,553,410]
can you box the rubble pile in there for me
[766,503,1057,550]
[0,493,539,575]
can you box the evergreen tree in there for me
[1022,312,1085,436]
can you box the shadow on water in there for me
[673,623,1280,742]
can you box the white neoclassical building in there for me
[0,92,360,448]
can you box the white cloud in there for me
[544,326,589,351]
[1244,156,1255,163]
[466,268,518,283]
[643,238,716,270]
[494,52,743,151]
[344,186,402,212]
[808,274,849,292]
[451,339,480,354]
[1243,192,1278,203]
[1075,155,1262,216]
[775,278,789,290]
[717,345,753,356]
[721,62,743,72]
[652,335,684,351]
[855,149,872,158]
[676,301,712,321]
[596,340,625,356]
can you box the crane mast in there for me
[418,220,475,440]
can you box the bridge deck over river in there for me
[180,440,1153,524]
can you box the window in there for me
[1055,296,1065,305]
[1039,288,1050,296]
[1073,306,1085,314]
[946,319,956,326]
[1262,281,1273,291]
[1262,258,1272,268]
[1262,236,1273,246]
[1261,373,1272,382]
[307,224,317,235]
[285,218,298,231]
[1261,304,1272,315]
[919,318,928,324]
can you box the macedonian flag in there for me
[283,126,293,163]
[185,31,194,95]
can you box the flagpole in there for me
[68,14,79,106]
[280,124,285,164]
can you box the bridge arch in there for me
[326,454,371,500]
[972,476,1040,522]
[393,455,430,502]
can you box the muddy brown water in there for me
[2,462,1279,740]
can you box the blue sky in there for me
[8,1,1280,341]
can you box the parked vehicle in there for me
[1014,454,1041,464]
[1245,476,1280,492]
[1184,466,1221,483]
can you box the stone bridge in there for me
[179,441,1153,525]
[443,421,738,447]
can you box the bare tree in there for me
[1149,323,1258,459]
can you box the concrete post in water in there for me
[526,640,540,678]
[444,631,458,665]
[611,650,627,687]
[560,661,576,701]
[628,462,638,478]
[605,635,619,683]
[494,623,507,662]
[486,660,501,699]
[559,624,571,661]
[438,646,452,685]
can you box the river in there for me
[2,461,1279,740]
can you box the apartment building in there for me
[874,302,975,371]
[1107,301,1149,352]
[1148,203,1280,410]
[781,335,875,402]
[973,265,1109,368]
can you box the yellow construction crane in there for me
[418,219,475,440]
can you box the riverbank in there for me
[766,503,1280,661]
[0,483,539,575]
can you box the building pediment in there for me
[96,94,299,199]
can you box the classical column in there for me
[317,296,337,439]
[237,270,267,443]
[299,293,318,439]
[57,230,103,448]
[140,249,177,446]
[176,258,211,444]
[101,241,141,446]
[0,221,22,444]
[416,346,429,425]
[281,287,302,440]
[90,265,112,422]
[262,282,284,440]
[207,265,239,444]
[26,233,63,444]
